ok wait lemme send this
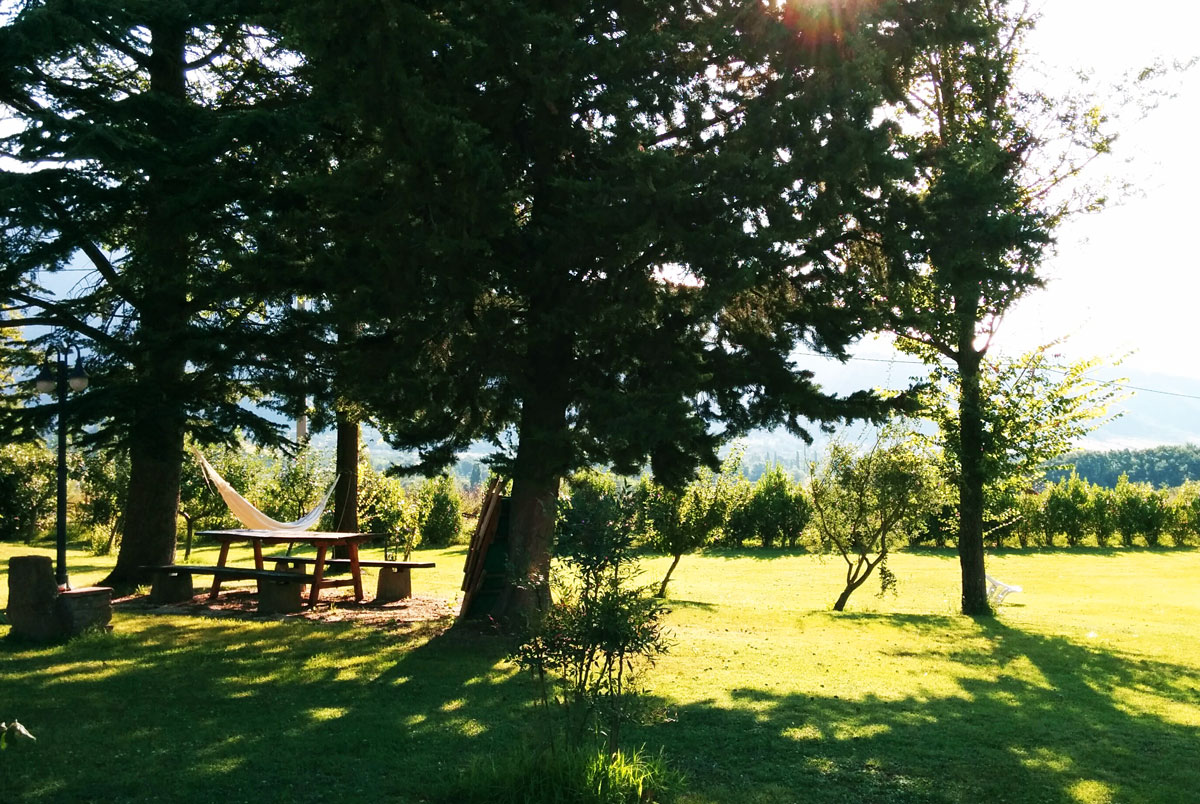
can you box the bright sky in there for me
[996,1,1200,380]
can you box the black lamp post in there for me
[35,341,89,591]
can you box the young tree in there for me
[746,464,811,549]
[864,0,1123,613]
[916,346,1122,551]
[74,448,131,555]
[293,0,926,621]
[635,471,722,599]
[0,1,308,587]
[808,439,941,611]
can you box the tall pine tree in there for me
[292,0,921,620]
[0,0,307,586]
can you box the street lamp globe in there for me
[68,361,89,392]
[35,363,55,394]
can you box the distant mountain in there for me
[314,359,1200,475]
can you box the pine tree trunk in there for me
[103,421,184,588]
[491,357,572,626]
[957,348,991,615]
[332,411,359,559]
[101,18,190,591]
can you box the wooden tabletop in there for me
[197,529,379,545]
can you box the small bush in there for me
[0,441,55,542]
[747,465,810,548]
[419,474,464,547]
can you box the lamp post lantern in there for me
[34,341,89,590]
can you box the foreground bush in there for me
[446,745,681,804]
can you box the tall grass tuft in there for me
[445,744,682,804]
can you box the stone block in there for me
[55,587,113,636]
[7,556,60,641]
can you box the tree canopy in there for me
[0,0,308,584]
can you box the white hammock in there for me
[194,449,338,532]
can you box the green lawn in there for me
[2,541,1198,803]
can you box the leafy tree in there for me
[635,471,722,599]
[1043,472,1091,548]
[0,441,54,542]
[0,1,308,587]
[873,0,1121,613]
[1086,485,1118,548]
[518,472,666,757]
[912,345,1120,606]
[178,444,267,559]
[1113,475,1169,547]
[418,475,463,549]
[74,448,131,555]
[1167,482,1200,548]
[293,0,927,620]
[746,464,810,549]
[356,458,419,559]
[808,439,941,611]
[267,444,334,524]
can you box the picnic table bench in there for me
[267,556,435,602]
[145,564,315,613]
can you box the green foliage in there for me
[1167,482,1200,548]
[633,473,720,598]
[809,440,941,611]
[1113,475,1169,548]
[266,446,335,524]
[0,1,308,584]
[746,465,811,549]
[448,745,680,804]
[1054,444,1200,489]
[1086,486,1119,548]
[418,475,463,549]
[515,493,668,758]
[917,348,1122,526]
[0,441,54,542]
[357,460,419,559]
[1043,472,1091,548]
[74,449,131,555]
[559,470,633,572]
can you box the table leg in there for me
[348,541,364,601]
[252,539,264,570]
[309,544,328,607]
[210,541,230,600]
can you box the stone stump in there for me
[376,566,412,603]
[6,556,114,640]
[7,556,60,641]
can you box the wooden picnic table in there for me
[198,529,376,606]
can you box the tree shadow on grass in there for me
[2,615,531,803]
[635,614,1200,804]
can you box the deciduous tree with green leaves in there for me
[871,0,1127,613]
[916,345,1122,549]
[809,438,941,612]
